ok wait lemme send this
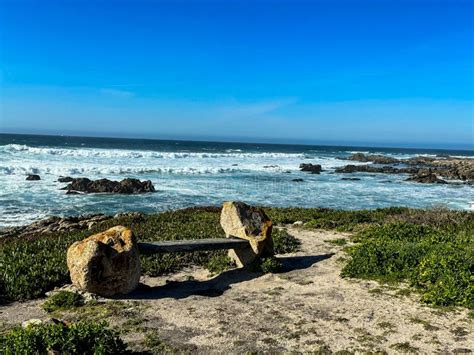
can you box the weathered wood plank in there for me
[138,237,249,254]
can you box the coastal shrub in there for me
[206,254,234,274]
[43,291,84,313]
[260,256,283,273]
[272,228,301,254]
[413,244,473,308]
[342,222,474,308]
[0,321,126,354]
[249,256,282,273]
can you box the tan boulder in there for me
[220,201,273,267]
[66,226,140,296]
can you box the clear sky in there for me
[0,0,473,149]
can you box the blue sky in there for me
[0,0,473,149]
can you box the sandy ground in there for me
[1,227,473,353]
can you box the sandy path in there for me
[1,227,472,353]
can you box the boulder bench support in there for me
[66,201,274,296]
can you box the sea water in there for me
[0,133,473,227]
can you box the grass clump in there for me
[43,291,84,313]
[144,331,175,352]
[325,238,347,246]
[253,256,283,273]
[272,228,301,254]
[0,321,126,354]
[342,222,474,308]
[206,254,234,274]
[389,342,419,352]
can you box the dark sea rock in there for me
[292,178,304,182]
[62,177,156,194]
[26,174,41,181]
[341,177,361,181]
[335,165,418,174]
[58,176,74,183]
[405,156,437,165]
[343,153,400,164]
[299,163,322,174]
[406,170,448,184]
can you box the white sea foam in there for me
[0,144,304,160]
[1,142,473,227]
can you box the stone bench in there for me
[67,201,274,296]
[138,237,250,254]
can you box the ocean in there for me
[0,133,473,227]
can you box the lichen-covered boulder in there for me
[66,226,140,296]
[220,201,273,267]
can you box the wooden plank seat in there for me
[138,237,250,255]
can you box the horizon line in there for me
[1,130,473,152]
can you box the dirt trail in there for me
[1,227,472,353]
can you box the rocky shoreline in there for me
[332,153,474,184]
[0,212,145,240]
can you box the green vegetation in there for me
[272,228,301,254]
[206,254,234,274]
[389,342,419,352]
[259,256,283,273]
[0,321,126,354]
[409,317,439,331]
[144,331,175,352]
[342,222,473,308]
[43,291,84,313]
[325,238,347,246]
[1,206,472,310]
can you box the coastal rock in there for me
[220,201,273,267]
[292,178,304,182]
[406,170,447,184]
[299,163,322,174]
[66,225,141,296]
[341,177,361,181]
[26,174,41,181]
[0,214,112,240]
[343,153,400,164]
[58,176,74,183]
[405,156,437,165]
[62,177,155,194]
[335,164,418,174]
[113,211,145,222]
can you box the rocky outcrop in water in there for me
[405,170,447,184]
[62,178,155,194]
[299,163,322,174]
[335,165,418,174]
[58,176,74,183]
[26,174,41,181]
[344,153,399,164]
[335,153,474,185]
